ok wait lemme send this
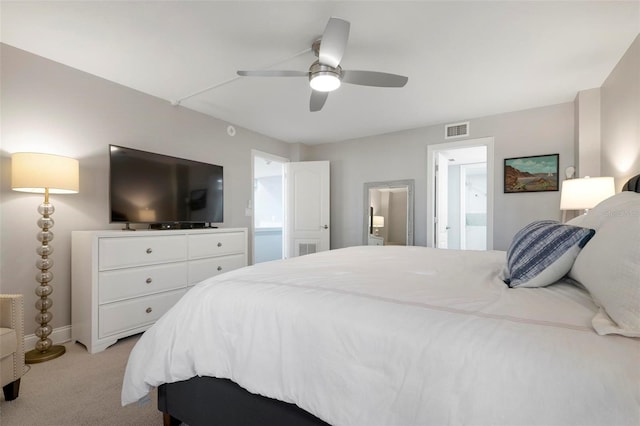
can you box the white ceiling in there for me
[1,1,638,145]
[443,146,487,167]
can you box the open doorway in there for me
[252,151,287,264]
[427,138,494,250]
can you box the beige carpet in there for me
[0,334,162,426]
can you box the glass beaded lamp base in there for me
[25,344,66,364]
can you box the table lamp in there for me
[560,176,615,215]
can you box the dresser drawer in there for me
[98,289,187,338]
[99,235,187,270]
[188,232,245,259]
[99,262,187,304]
[188,254,246,285]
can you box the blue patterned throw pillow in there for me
[505,220,595,288]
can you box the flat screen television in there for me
[109,145,223,226]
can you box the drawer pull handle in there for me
[217,266,222,271]
[145,307,152,314]
[146,248,153,254]
[146,278,152,284]
[217,242,222,247]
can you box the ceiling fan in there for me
[237,17,409,112]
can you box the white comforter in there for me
[122,246,639,426]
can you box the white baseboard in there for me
[24,325,72,350]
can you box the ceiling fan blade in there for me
[342,70,408,88]
[310,90,329,112]
[319,17,350,68]
[237,70,308,77]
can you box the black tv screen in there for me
[109,145,223,224]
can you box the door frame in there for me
[426,137,494,249]
[435,151,450,248]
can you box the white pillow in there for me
[566,191,639,231]
[569,192,640,337]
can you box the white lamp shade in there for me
[372,215,385,227]
[11,152,79,194]
[560,176,615,210]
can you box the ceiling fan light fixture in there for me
[309,61,342,92]
[310,72,341,92]
[235,18,407,111]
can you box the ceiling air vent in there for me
[445,122,469,139]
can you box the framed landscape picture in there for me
[504,154,559,193]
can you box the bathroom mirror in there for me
[363,180,414,246]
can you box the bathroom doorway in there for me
[252,151,287,264]
[427,138,494,250]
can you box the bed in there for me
[122,174,640,426]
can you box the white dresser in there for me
[71,228,248,353]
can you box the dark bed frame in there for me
[159,376,328,426]
[158,174,640,426]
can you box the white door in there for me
[436,152,449,248]
[284,161,330,258]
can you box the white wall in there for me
[0,44,294,330]
[307,102,575,250]
[574,88,602,177]
[601,34,640,189]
